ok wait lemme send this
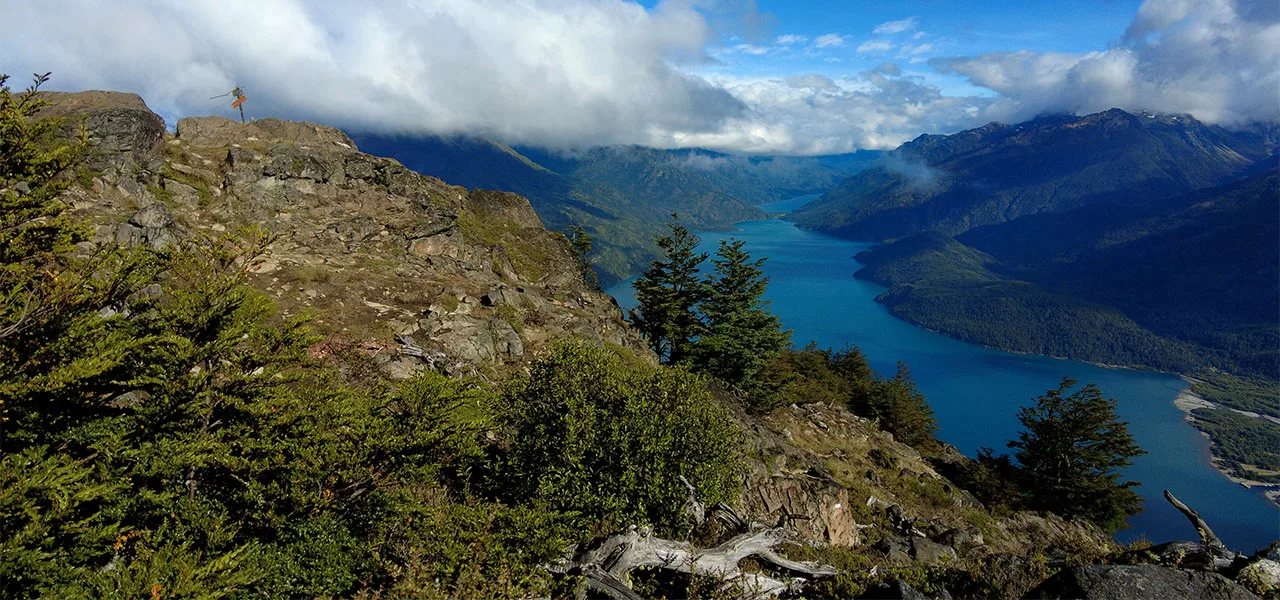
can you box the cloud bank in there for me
[933,0,1280,124]
[0,0,1275,155]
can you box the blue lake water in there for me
[606,195,1279,551]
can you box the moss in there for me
[434,294,460,314]
[457,209,555,282]
[494,304,524,335]
[146,183,174,206]
[161,168,215,208]
[72,166,102,190]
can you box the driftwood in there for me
[550,525,838,600]
[1163,489,1226,551]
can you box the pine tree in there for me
[628,216,708,363]
[690,238,790,387]
[568,225,599,290]
[1008,377,1146,532]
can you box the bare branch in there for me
[1164,489,1226,550]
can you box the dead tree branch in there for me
[550,525,837,600]
[1164,489,1226,551]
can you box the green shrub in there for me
[494,340,743,535]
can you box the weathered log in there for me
[1164,489,1226,551]
[551,525,837,600]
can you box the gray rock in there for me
[858,579,952,599]
[162,178,200,206]
[1024,565,1258,600]
[130,203,174,229]
[910,536,957,563]
[874,535,912,562]
[225,146,262,169]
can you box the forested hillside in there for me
[354,133,877,285]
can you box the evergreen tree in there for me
[568,225,599,290]
[861,363,939,452]
[628,215,707,363]
[1008,377,1146,532]
[690,238,790,387]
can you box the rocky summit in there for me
[46,91,646,379]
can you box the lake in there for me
[606,195,1279,551]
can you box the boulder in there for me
[858,580,953,600]
[36,90,165,170]
[910,536,958,563]
[1237,558,1280,596]
[130,203,174,229]
[1024,565,1258,600]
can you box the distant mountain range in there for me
[797,109,1277,378]
[794,109,1271,241]
[351,133,879,285]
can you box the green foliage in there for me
[856,363,939,452]
[689,238,790,390]
[567,224,599,290]
[1191,372,1280,419]
[494,340,742,535]
[854,233,1204,373]
[629,216,709,364]
[1006,378,1147,532]
[760,346,941,453]
[1189,408,1280,483]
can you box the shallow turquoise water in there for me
[606,195,1279,551]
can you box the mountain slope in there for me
[49,92,646,374]
[794,109,1269,240]
[352,133,878,284]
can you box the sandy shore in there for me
[1175,379,1280,506]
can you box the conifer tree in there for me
[568,225,599,290]
[1008,377,1146,532]
[690,238,790,387]
[628,215,707,363]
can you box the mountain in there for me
[794,108,1277,376]
[45,92,646,371]
[793,109,1270,240]
[352,133,878,285]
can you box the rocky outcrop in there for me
[1024,565,1259,600]
[48,94,648,375]
[36,90,165,173]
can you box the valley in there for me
[607,197,1280,552]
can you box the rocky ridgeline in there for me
[40,91,1276,599]
[44,91,646,379]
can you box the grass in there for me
[457,209,557,282]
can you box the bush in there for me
[494,340,743,535]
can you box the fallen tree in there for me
[549,524,838,599]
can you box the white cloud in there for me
[813,33,849,48]
[857,40,893,53]
[1,0,1273,158]
[685,68,990,154]
[932,0,1280,125]
[729,43,770,55]
[0,0,747,149]
[873,17,918,35]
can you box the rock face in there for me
[1024,565,1259,600]
[36,91,166,173]
[49,94,648,374]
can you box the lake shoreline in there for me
[1174,380,1280,507]
[611,204,1279,549]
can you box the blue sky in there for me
[2,0,1275,155]
[690,0,1145,95]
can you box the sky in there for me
[1,0,1277,155]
